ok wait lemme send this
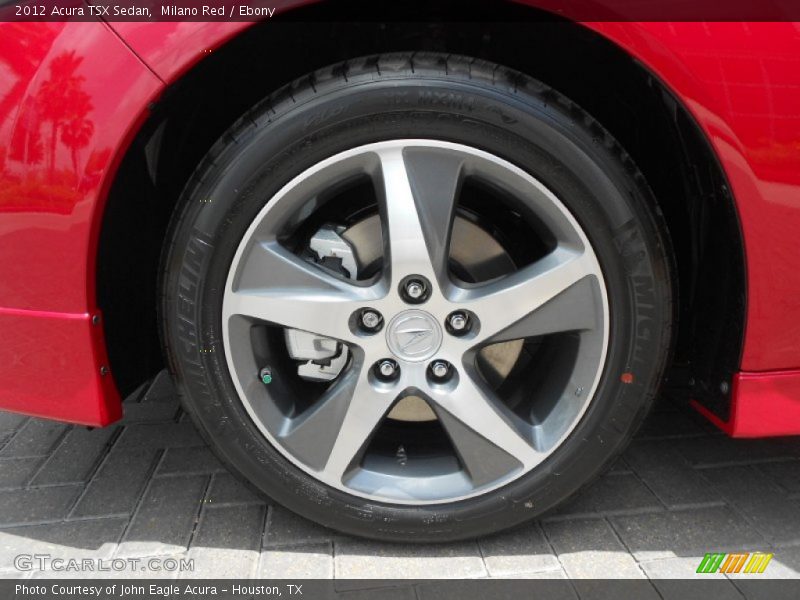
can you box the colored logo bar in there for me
[696,552,773,574]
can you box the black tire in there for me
[160,52,673,542]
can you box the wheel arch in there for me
[97,2,746,424]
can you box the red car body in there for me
[1,6,800,436]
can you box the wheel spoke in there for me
[375,146,463,286]
[455,246,601,344]
[279,361,396,482]
[224,240,378,340]
[428,372,542,479]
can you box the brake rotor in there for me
[341,213,525,421]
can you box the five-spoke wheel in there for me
[222,140,608,503]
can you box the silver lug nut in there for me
[378,359,399,380]
[448,312,468,332]
[430,360,451,380]
[405,280,425,300]
[360,310,382,331]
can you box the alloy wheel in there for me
[221,139,609,504]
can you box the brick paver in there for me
[0,370,799,590]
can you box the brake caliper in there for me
[283,225,356,382]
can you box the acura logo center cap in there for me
[386,310,443,362]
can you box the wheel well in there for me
[98,2,745,419]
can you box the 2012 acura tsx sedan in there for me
[2,2,800,541]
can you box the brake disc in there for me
[285,214,524,420]
[343,214,524,422]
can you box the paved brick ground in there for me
[1,370,800,590]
